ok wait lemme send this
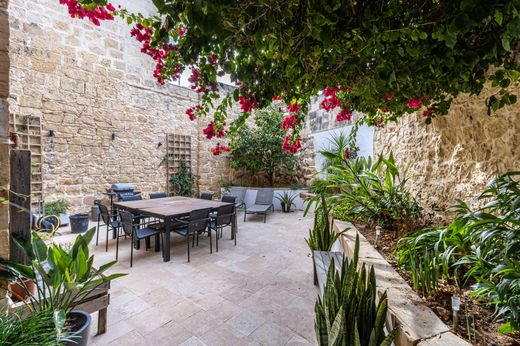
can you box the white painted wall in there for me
[310,124,374,177]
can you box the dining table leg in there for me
[163,217,171,262]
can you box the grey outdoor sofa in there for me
[244,189,274,223]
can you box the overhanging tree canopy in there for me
[61,0,520,151]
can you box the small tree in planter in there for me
[230,103,297,187]
[0,227,126,346]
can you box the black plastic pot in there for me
[64,310,91,346]
[281,202,291,213]
[69,214,89,233]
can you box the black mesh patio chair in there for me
[244,189,274,223]
[119,194,148,223]
[209,203,236,251]
[172,208,212,262]
[228,187,246,209]
[120,194,142,202]
[97,204,122,252]
[117,210,162,267]
[149,192,167,199]
[200,191,214,200]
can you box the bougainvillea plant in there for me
[60,0,520,153]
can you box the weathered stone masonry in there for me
[7,0,231,213]
[0,0,10,258]
[374,86,520,219]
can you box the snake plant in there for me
[314,235,396,345]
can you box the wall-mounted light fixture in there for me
[157,141,163,148]
[111,133,116,141]
[49,130,55,138]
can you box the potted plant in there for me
[0,227,126,346]
[276,191,297,212]
[43,199,70,227]
[305,194,344,284]
[0,309,73,345]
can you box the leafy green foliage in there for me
[0,310,70,346]
[326,154,422,232]
[0,227,126,333]
[397,172,520,332]
[169,160,195,197]
[229,103,297,186]
[306,194,343,252]
[43,199,69,216]
[315,235,396,346]
[78,0,520,137]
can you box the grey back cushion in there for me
[255,189,274,205]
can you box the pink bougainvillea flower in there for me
[286,100,300,114]
[239,96,257,113]
[282,135,302,154]
[346,86,352,92]
[407,98,422,109]
[211,144,230,156]
[186,107,196,121]
[423,109,435,117]
[336,109,352,122]
[106,3,115,11]
[272,96,282,101]
[344,148,351,160]
[281,114,297,131]
[386,92,393,101]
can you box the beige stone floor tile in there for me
[250,322,298,345]
[225,310,264,336]
[53,212,317,346]
[179,335,209,346]
[199,322,246,346]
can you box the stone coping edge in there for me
[333,219,471,346]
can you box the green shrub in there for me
[43,199,69,216]
[230,103,297,186]
[397,172,520,333]
[170,160,195,197]
[315,235,396,345]
[326,153,422,232]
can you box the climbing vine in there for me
[60,0,520,152]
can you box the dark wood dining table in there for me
[113,196,232,262]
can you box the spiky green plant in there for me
[314,235,396,345]
[306,194,343,251]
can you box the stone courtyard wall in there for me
[7,0,232,212]
[0,0,10,258]
[374,87,520,219]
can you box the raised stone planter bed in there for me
[333,219,471,346]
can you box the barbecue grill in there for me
[110,183,141,201]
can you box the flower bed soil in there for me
[352,222,520,346]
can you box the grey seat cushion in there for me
[247,204,271,213]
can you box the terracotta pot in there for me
[8,278,36,301]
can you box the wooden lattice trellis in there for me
[165,133,192,195]
[9,114,43,211]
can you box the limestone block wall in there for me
[0,0,10,259]
[7,0,233,212]
[374,87,520,219]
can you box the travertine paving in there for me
[58,211,317,346]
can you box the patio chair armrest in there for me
[173,218,189,225]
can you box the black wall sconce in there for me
[49,130,55,138]
[111,133,116,141]
[157,141,163,148]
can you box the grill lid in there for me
[111,183,135,192]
